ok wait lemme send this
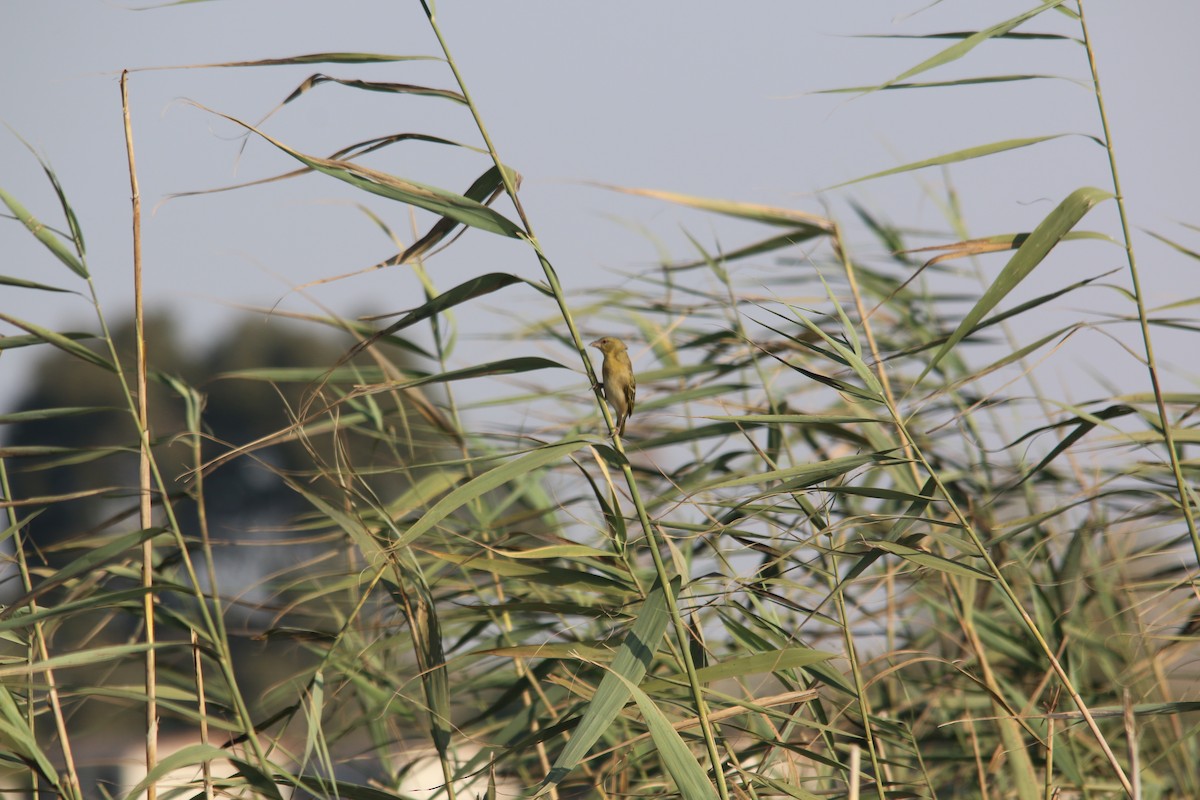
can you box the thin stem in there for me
[1076,0,1200,569]
[407,224,561,797]
[418,6,729,797]
[891,410,1134,795]
[0,459,83,800]
[181,383,217,800]
[191,630,214,800]
[120,69,158,800]
[833,226,919,490]
[108,75,269,777]
[831,585,887,800]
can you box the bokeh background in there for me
[3,4,1200,797]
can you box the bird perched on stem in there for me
[589,336,635,437]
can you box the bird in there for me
[589,336,635,437]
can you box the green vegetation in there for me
[2,3,1197,799]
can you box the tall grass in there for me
[1,3,1197,799]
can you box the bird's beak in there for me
[588,339,601,349]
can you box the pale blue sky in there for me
[2,2,1197,418]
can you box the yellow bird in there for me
[589,337,636,437]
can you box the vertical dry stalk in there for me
[848,744,860,800]
[120,69,158,800]
[1123,690,1140,800]
[192,630,214,800]
[1044,714,1055,800]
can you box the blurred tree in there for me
[0,312,442,625]
[0,310,563,796]
[9,317,315,555]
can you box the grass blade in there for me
[642,647,838,692]
[593,183,834,232]
[870,0,1070,91]
[539,577,680,792]
[621,676,718,800]
[815,73,1074,93]
[823,134,1099,191]
[394,439,590,547]
[0,186,87,278]
[153,52,441,68]
[276,73,467,107]
[0,314,113,371]
[194,104,524,238]
[923,186,1112,377]
[353,356,572,395]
